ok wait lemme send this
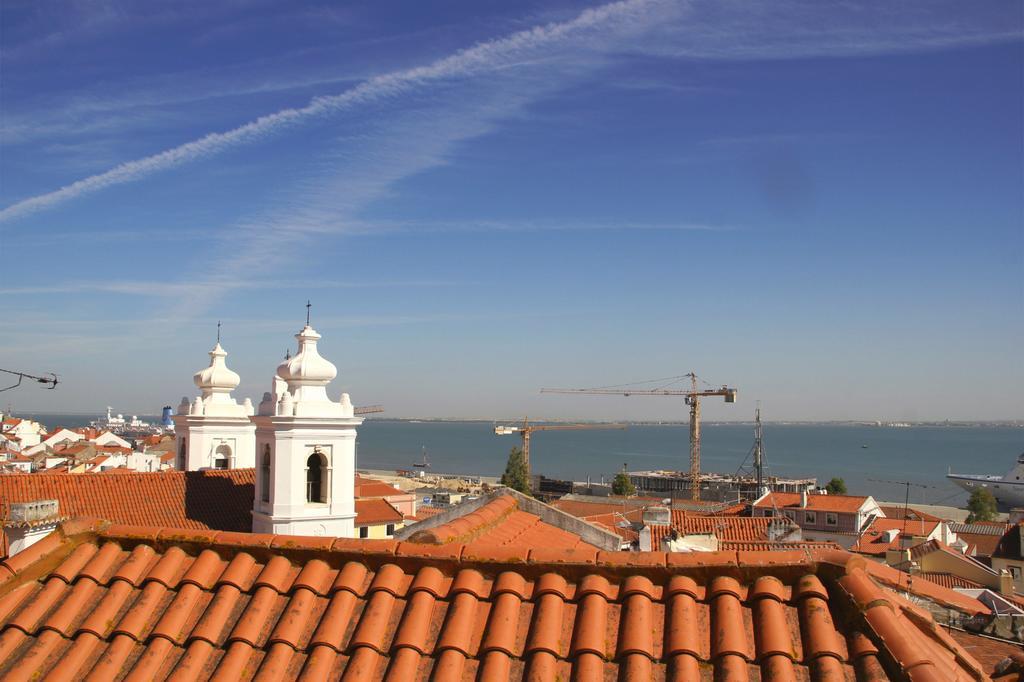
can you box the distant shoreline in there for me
[10,412,1023,428]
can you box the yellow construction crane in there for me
[541,373,737,500]
[494,417,626,475]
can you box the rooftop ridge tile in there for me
[331,561,369,597]
[77,540,123,585]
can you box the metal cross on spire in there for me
[305,300,311,326]
[216,320,221,343]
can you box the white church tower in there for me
[252,316,362,537]
[172,331,256,471]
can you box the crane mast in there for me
[541,372,737,500]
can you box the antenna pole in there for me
[754,405,763,494]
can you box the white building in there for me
[0,416,44,450]
[172,339,256,471]
[252,324,362,538]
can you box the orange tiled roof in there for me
[549,498,636,518]
[0,470,254,532]
[719,540,842,552]
[355,499,403,526]
[406,496,595,551]
[647,513,799,550]
[0,519,992,680]
[754,491,871,513]
[578,509,643,543]
[915,572,986,590]
[850,517,941,556]
[550,496,731,518]
[671,511,789,541]
[354,481,409,499]
[407,506,444,522]
[878,505,944,522]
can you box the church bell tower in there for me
[252,314,362,537]
[173,329,255,471]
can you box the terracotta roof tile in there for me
[353,481,409,498]
[406,497,597,551]
[878,505,945,522]
[407,506,444,522]
[660,512,797,544]
[851,517,942,556]
[0,470,254,532]
[916,572,987,590]
[354,499,403,526]
[0,520,998,680]
[754,491,871,513]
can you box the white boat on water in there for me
[948,451,1024,510]
[90,407,164,436]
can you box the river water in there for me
[19,414,1022,506]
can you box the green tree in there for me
[499,446,530,495]
[612,467,635,496]
[824,477,847,495]
[966,487,997,523]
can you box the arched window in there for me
[214,444,231,469]
[261,445,271,503]
[178,440,186,470]
[306,451,326,503]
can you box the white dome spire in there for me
[279,326,337,387]
[271,304,354,417]
[193,341,241,398]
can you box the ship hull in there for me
[948,473,1024,511]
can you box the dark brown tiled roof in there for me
[949,630,1024,679]
[990,524,1024,562]
[950,522,1012,558]
[0,520,993,681]
[0,470,255,533]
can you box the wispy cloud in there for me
[4,0,1013,223]
[635,0,1018,62]
[0,0,665,223]
[0,278,457,297]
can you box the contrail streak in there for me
[0,0,658,223]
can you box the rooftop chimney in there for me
[800,490,808,509]
[1000,569,1015,596]
[642,506,671,526]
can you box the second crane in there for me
[494,418,626,476]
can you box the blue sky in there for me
[1,0,1021,421]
